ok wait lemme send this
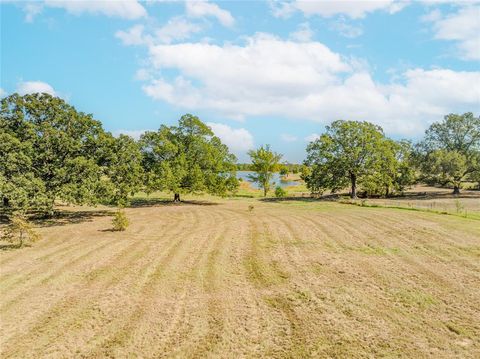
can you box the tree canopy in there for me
[304,120,413,198]
[417,113,480,194]
[140,114,238,201]
[0,93,143,213]
[248,145,282,197]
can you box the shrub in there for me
[112,209,129,231]
[1,213,40,247]
[275,186,287,198]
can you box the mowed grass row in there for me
[0,199,479,358]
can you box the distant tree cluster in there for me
[0,94,238,214]
[303,113,479,198]
[415,113,480,194]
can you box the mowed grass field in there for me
[1,197,479,358]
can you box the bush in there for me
[275,186,287,198]
[1,213,40,247]
[112,209,129,231]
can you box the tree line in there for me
[1,93,238,214]
[1,93,479,215]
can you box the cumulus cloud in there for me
[330,17,363,38]
[116,18,203,46]
[206,122,254,153]
[115,24,148,46]
[16,81,56,96]
[425,5,480,60]
[20,0,147,21]
[186,0,234,27]
[46,0,146,19]
[271,0,405,19]
[281,134,298,142]
[137,33,480,136]
[289,22,313,42]
[304,133,320,142]
[0,88,6,98]
[112,129,151,140]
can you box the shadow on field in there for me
[259,189,480,204]
[31,210,113,228]
[129,198,219,208]
[0,243,32,251]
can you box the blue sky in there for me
[1,1,479,162]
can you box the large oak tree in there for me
[417,113,480,194]
[140,114,238,201]
[304,120,409,198]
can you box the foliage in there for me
[279,165,289,177]
[101,134,144,206]
[360,140,415,197]
[141,114,238,201]
[0,93,132,212]
[304,120,406,198]
[112,209,129,231]
[275,186,287,198]
[417,113,480,194]
[247,145,282,197]
[1,213,40,247]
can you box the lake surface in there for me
[236,171,300,189]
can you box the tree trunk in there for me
[350,173,357,199]
[173,193,181,202]
[2,197,9,207]
[385,185,390,198]
[264,187,267,197]
[453,185,460,195]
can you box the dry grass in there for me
[1,197,479,358]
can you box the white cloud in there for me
[16,81,56,96]
[206,122,254,153]
[116,18,203,46]
[137,33,479,136]
[426,5,480,60]
[281,133,298,142]
[289,22,313,42]
[330,17,363,38]
[45,0,146,19]
[272,0,405,19]
[115,24,148,46]
[112,129,151,140]
[0,88,6,98]
[305,133,320,142]
[186,0,234,27]
[155,17,203,43]
[23,2,43,22]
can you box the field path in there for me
[1,199,479,358]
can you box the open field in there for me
[1,196,480,358]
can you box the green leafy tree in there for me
[275,186,287,198]
[418,113,480,194]
[0,93,109,212]
[421,150,468,194]
[279,165,289,177]
[248,145,282,197]
[360,140,415,197]
[141,114,238,201]
[100,134,144,206]
[305,120,390,198]
[1,213,41,248]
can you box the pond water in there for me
[236,171,300,189]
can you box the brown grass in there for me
[0,197,479,358]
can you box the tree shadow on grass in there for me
[30,210,113,228]
[259,189,480,204]
[129,198,220,208]
[0,243,32,251]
